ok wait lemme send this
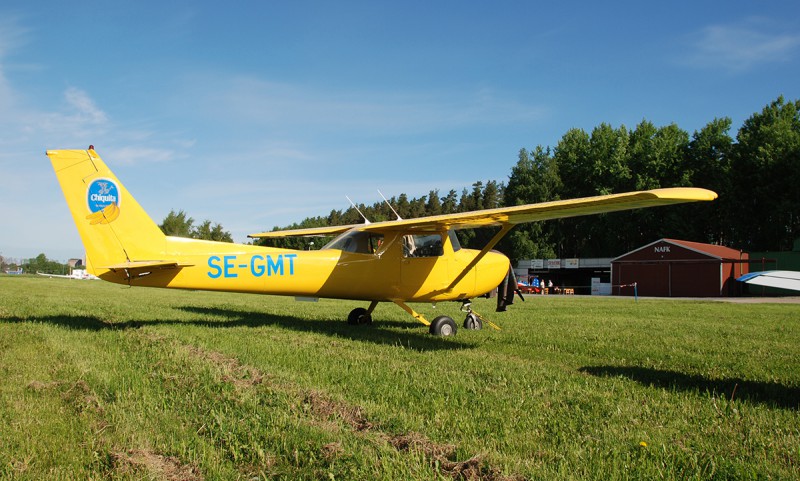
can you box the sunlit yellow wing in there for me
[250,187,716,237]
[400,187,717,230]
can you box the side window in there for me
[369,234,385,254]
[403,234,444,258]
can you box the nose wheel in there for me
[463,312,483,330]
[460,300,483,330]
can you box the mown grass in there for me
[1,275,798,480]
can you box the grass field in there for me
[1,275,798,480]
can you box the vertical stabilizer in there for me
[46,148,166,272]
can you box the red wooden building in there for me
[611,239,749,297]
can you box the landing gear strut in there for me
[460,300,483,330]
[347,301,377,325]
[346,299,499,336]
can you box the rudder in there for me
[46,148,166,273]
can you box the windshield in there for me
[322,230,384,254]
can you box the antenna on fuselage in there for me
[378,189,402,220]
[346,195,371,224]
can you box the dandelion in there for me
[639,441,648,447]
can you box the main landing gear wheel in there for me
[347,307,372,325]
[429,315,457,337]
[463,312,483,330]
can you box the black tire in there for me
[429,315,457,337]
[463,313,483,330]
[347,307,372,325]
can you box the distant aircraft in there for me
[4,268,23,275]
[46,148,717,336]
[737,271,800,293]
[36,269,99,280]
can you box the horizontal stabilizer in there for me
[103,260,194,272]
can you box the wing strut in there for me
[447,224,514,291]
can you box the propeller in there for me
[496,264,524,312]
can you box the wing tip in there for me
[649,187,718,202]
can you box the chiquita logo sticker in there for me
[85,178,120,224]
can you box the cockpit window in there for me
[403,233,444,258]
[322,231,384,254]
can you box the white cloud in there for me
[14,87,112,148]
[0,15,28,59]
[64,87,108,125]
[683,19,800,73]
[191,74,547,136]
[109,145,185,165]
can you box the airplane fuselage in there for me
[100,230,510,302]
[46,147,717,335]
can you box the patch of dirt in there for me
[321,441,344,460]
[388,431,456,459]
[26,380,63,391]
[388,432,526,481]
[62,379,105,415]
[9,457,32,475]
[186,345,265,389]
[439,455,526,481]
[302,389,374,432]
[112,449,204,481]
[29,378,106,415]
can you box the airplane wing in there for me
[250,224,363,239]
[737,271,800,292]
[249,187,717,238]
[37,271,71,278]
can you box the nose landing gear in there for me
[460,300,502,331]
[460,301,483,330]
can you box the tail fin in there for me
[46,148,166,273]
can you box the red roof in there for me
[612,238,747,262]
[662,238,744,260]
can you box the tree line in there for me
[260,96,799,262]
[12,97,796,267]
[159,210,233,242]
[0,253,70,275]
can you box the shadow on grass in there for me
[3,305,473,352]
[176,305,474,351]
[4,314,118,331]
[580,365,799,410]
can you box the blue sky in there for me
[1,1,799,261]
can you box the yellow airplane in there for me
[46,147,717,336]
